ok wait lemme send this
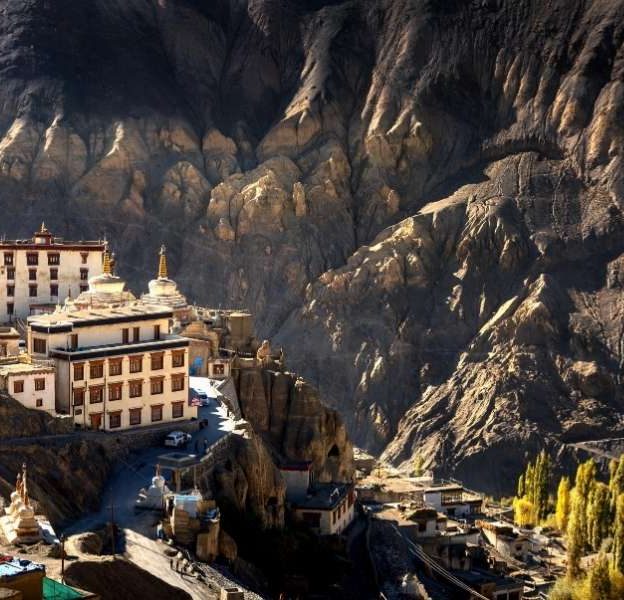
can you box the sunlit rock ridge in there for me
[0,0,623,493]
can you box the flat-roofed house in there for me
[0,223,106,322]
[27,304,195,431]
[0,356,55,412]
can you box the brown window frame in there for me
[89,361,104,379]
[129,355,143,373]
[47,253,60,265]
[122,328,129,344]
[49,268,58,280]
[34,378,46,391]
[171,374,185,392]
[129,380,143,398]
[6,303,13,315]
[172,350,185,368]
[26,253,38,266]
[154,324,161,340]
[108,358,122,376]
[50,283,59,297]
[29,284,38,297]
[74,363,84,381]
[108,383,123,401]
[81,252,88,264]
[6,285,14,297]
[133,327,140,343]
[28,269,37,281]
[150,377,164,395]
[13,380,24,393]
[172,401,184,419]
[89,385,104,404]
[6,267,14,279]
[150,352,164,370]
[33,338,46,354]
[151,404,164,423]
[4,252,13,266]
[73,387,85,406]
[80,268,89,281]
[108,411,122,429]
[36,398,43,408]
[79,284,88,293]
[129,408,142,426]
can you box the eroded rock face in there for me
[1,1,624,491]
[235,368,353,483]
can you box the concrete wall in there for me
[2,370,55,412]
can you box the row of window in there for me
[74,375,186,405]
[4,252,91,266]
[91,402,185,429]
[13,378,47,393]
[6,284,64,297]
[73,351,185,380]
[4,268,84,281]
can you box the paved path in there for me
[64,396,238,600]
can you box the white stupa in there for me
[70,248,136,309]
[136,465,171,510]
[141,245,188,311]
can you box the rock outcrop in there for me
[0,1,624,491]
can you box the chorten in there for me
[141,245,189,317]
[136,464,171,510]
[1,464,43,544]
[70,247,136,309]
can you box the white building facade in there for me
[0,224,106,323]
[0,359,55,412]
[27,304,196,431]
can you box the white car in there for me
[164,431,192,448]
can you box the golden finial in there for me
[102,248,112,275]
[40,222,46,233]
[158,244,168,279]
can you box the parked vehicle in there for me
[164,431,192,448]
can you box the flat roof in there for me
[0,327,20,338]
[0,362,54,376]
[29,305,174,330]
[292,483,351,511]
[424,485,464,493]
[0,557,45,579]
[49,336,189,360]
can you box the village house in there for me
[26,251,195,431]
[423,483,483,518]
[280,462,355,535]
[0,326,21,356]
[0,223,106,323]
[0,355,55,412]
[477,520,530,563]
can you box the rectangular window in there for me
[13,380,24,393]
[150,378,164,395]
[129,408,142,426]
[36,398,43,408]
[109,383,122,401]
[154,324,161,340]
[151,353,163,370]
[28,269,37,281]
[108,411,122,429]
[33,338,46,354]
[133,327,140,343]
[81,252,88,264]
[6,303,13,315]
[29,285,37,297]
[49,268,58,280]
[6,267,14,279]
[172,401,184,418]
[129,380,143,398]
[89,362,104,379]
[80,268,88,281]
[108,358,122,376]
[6,285,14,297]
[74,363,84,380]
[47,253,60,265]
[79,284,88,293]
[34,378,45,391]
[73,388,85,406]
[171,374,185,392]
[69,334,78,350]
[89,386,104,404]
[172,351,185,368]
[26,253,38,266]
[122,328,129,344]
[213,363,225,376]
[129,356,142,373]
[151,405,163,422]
[50,284,59,297]
[4,252,13,266]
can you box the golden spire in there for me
[158,245,168,279]
[102,248,112,275]
[40,222,46,233]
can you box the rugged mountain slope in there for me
[1,0,624,492]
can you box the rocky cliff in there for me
[1,0,624,492]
